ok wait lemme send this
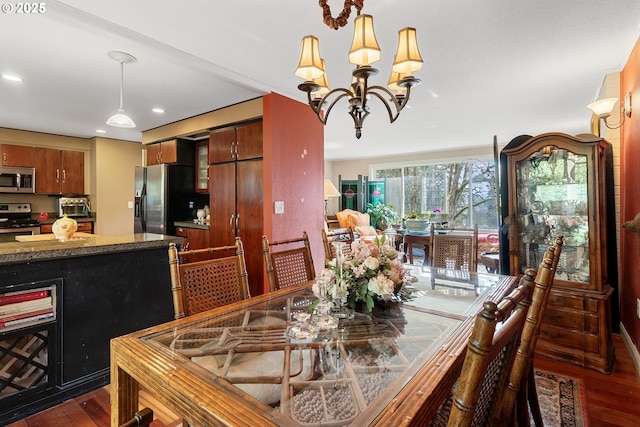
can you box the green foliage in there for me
[366,202,399,229]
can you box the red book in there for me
[0,289,49,305]
[0,308,54,325]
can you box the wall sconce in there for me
[587,92,632,129]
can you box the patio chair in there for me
[262,231,316,292]
[167,237,250,319]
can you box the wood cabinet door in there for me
[160,140,177,164]
[209,163,237,247]
[209,127,236,164]
[235,121,263,161]
[34,147,61,193]
[2,144,34,167]
[61,150,84,194]
[146,144,162,166]
[236,159,264,297]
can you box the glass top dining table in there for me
[110,266,519,427]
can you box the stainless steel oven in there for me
[0,202,40,242]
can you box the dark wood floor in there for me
[7,335,640,427]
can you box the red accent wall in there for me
[620,37,640,351]
[262,93,325,294]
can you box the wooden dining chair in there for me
[118,407,154,427]
[429,268,536,427]
[430,223,479,272]
[321,227,355,265]
[262,231,316,292]
[497,235,564,427]
[167,237,250,319]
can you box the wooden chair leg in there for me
[528,367,544,427]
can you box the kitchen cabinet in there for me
[209,120,262,164]
[40,221,93,234]
[146,139,194,166]
[34,148,84,195]
[195,140,209,192]
[500,132,617,374]
[1,144,34,167]
[176,225,210,262]
[209,122,263,297]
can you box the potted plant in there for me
[365,202,399,230]
[405,211,429,232]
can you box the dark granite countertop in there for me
[174,221,210,230]
[0,233,182,264]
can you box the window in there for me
[371,158,498,230]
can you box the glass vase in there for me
[331,241,354,320]
[311,276,337,330]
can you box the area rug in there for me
[534,369,588,427]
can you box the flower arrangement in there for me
[315,236,412,312]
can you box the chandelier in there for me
[295,0,423,139]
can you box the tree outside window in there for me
[372,159,498,230]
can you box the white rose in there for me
[363,256,380,270]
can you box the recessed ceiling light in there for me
[2,74,23,82]
[152,108,165,113]
[96,129,106,133]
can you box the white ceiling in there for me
[1,1,639,160]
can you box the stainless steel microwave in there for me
[0,166,35,193]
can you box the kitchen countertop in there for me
[174,220,210,230]
[0,233,182,264]
[15,232,96,242]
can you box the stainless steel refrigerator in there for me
[134,164,196,235]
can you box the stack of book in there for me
[0,287,54,330]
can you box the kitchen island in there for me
[0,233,181,425]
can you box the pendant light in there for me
[106,51,136,128]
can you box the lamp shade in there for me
[392,27,423,75]
[388,71,409,95]
[312,59,330,97]
[106,108,136,128]
[587,97,618,119]
[324,179,341,200]
[295,36,324,81]
[348,14,381,66]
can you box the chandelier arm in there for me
[307,88,354,124]
[366,85,413,123]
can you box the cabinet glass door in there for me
[196,142,208,192]
[515,145,589,283]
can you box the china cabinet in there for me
[500,132,617,374]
